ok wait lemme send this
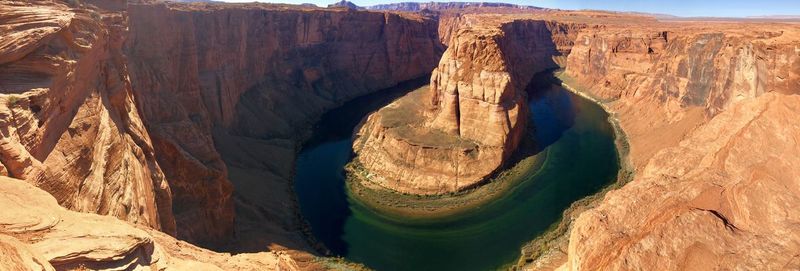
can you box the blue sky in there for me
[218,0,800,17]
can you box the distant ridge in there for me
[747,15,800,19]
[328,0,361,9]
[365,2,543,11]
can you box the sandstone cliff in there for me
[1,0,443,256]
[406,13,800,269]
[563,92,800,270]
[565,26,799,166]
[0,0,176,235]
[556,23,800,270]
[125,1,443,247]
[352,19,575,195]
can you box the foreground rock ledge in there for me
[0,176,299,270]
[352,20,567,195]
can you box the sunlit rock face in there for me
[559,24,800,270]
[0,1,176,235]
[352,20,579,195]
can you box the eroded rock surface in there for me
[352,20,573,194]
[557,23,800,270]
[563,92,800,270]
[1,0,443,255]
[125,1,443,247]
[0,176,299,271]
[366,2,544,11]
[565,26,800,168]
[0,0,175,235]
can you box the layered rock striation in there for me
[1,0,443,254]
[0,1,176,235]
[563,25,800,168]
[556,23,800,270]
[352,20,572,195]
[566,26,799,119]
[125,1,443,246]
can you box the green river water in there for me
[294,74,620,271]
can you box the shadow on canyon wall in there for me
[294,76,431,256]
[304,76,432,150]
[212,17,575,255]
[502,70,576,177]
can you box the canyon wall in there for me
[352,19,577,194]
[0,1,176,235]
[567,26,799,117]
[1,0,443,253]
[427,20,571,154]
[558,24,800,270]
[125,2,443,246]
[366,2,544,12]
[563,26,799,169]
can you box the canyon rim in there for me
[1,0,799,270]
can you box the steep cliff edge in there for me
[1,0,443,256]
[351,19,572,195]
[565,26,800,168]
[0,1,176,235]
[556,24,800,270]
[125,2,443,248]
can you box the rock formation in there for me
[563,92,800,270]
[352,20,573,194]
[557,24,800,270]
[125,1,442,246]
[0,176,300,270]
[0,0,176,235]
[1,0,442,256]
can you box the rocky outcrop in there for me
[125,2,443,246]
[0,1,176,235]
[352,20,572,195]
[557,24,800,270]
[0,176,300,271]
[564,92,800,270]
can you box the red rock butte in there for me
[352,20,577,194]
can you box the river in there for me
[294,73,620,271]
